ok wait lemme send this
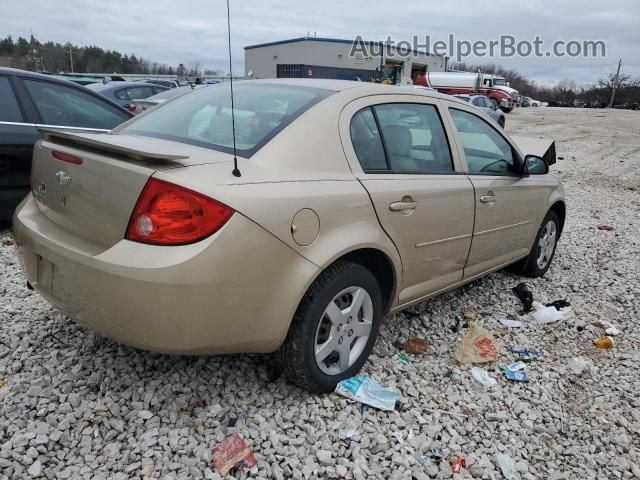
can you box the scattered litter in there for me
[335,375,398,411]
[594,336,614,349]
[596,223,615,231]
[454,323,499,364]
[596,319,621,336]
[431,447,448,458]
[568,357,592,374]
[451,456,467,474]
[470,367,498,387]
[496,452,518,479]
[512,282,534,314]
[403,338,428,354]
[396,353,410,364]
[503,368,529,382]
[506,348,540,358]
[212,433,257,476]
[2,239,14,246]
[531,306,562,324]
[392,340,404,351]
[499,317,523,328]
[0,380,7,389]
[545,299,571,309]
[506,361,527,371]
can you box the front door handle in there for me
[389,199,417,212]
[479,191,496,204]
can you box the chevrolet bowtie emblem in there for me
[55,171,72,187]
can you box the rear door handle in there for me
[389,200,417,212]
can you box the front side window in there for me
[373,103,453,173]
[23,79,130,129]
[121,83,332,157]
[449,108,516,174]
[0,77,23,122]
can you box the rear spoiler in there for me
[40,129,190,162]
[510,135,556,165]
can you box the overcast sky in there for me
[3,0,639,86]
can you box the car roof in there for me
[240,78,456,100]
[0,67,93,87]
[90,81,169,90]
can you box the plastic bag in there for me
[335,375,398,411]
[454,324,499,364]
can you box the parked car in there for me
[0,67,133,223]
[134,85,202,113]
[454,94,506,128]
[86,81,169,113]
[141,79,182,89]
[13,80,565,392]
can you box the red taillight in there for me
[126,178,234,246]
[129,103,137,112]
[52,151,83,165]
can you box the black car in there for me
[0,68,133,223]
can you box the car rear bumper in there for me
[13,195,319,354]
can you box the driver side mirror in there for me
[525,155,549,175]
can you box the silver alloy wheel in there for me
[314,286,373,375]
[536,220,557,269]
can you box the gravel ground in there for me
[1,107,639,480]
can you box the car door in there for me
[0,74,40,221]
[341,96,475,304]
[20,78,132,131]
[446,106,545,279]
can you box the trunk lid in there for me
[30,130,230,249]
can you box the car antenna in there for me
[226,0,241,177]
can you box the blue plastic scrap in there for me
[335,375,398,411]
[502,368,529,382]
[506,348,541,358]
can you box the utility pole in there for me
[608,58,622,108]
[68,45,74,73]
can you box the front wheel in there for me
[498,117,506,128]
[520,210,560,277]
[279,261,382,393]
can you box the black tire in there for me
[279,260,382,393]
[519,210,560,278]
[498,117,506,128]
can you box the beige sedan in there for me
[13,80,565,392]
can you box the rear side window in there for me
[350,108,387,170]
[126,86,155,100]
[374,103,453,173]
[0,77,23,122]
[114,89,128,100]
[121,83,332,157]
[23,79,130,129]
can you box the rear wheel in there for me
[279,261,382,393]
[518,210,560,277]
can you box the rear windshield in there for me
[120,83,332,157]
